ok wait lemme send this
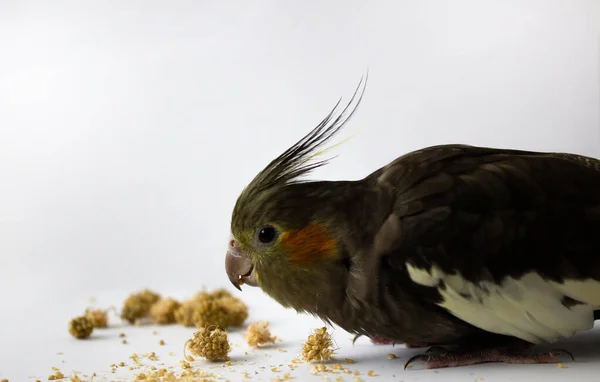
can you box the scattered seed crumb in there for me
[120,289,161,324]
[367,370,376,377]
[118,361,125,367]
[557,363,565,368]
[245,321,278,348]
[143,351,159,361]
[159,339,165,345]
[134,367,217,380]
[47,370,64,380]
[387,353,397,359]
[185,327,231,362]
[130,353,142,366]
[168,352,176,357]
[301,327,335,362]
[179,360,191,369]
[68,316,94,339]
[278,348,288,353]
[119,332,126,337]
[345,358,355,364]
[121,339,127,344]
[271,367,278,372]
[311,365,319,375]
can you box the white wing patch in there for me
[406,263,599,344]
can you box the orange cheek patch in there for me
[280,222,337,264]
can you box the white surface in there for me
[1,0,600,381]
[4,287,600,382]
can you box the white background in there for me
[1,0,599,381]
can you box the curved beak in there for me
[225,242,257,291]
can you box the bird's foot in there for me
[352,334,430,348]
[404,342,430,348]
[370,336,392,345]
[404,346,574,369]
[351,334,363,345]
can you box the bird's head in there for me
[224,76,367,309]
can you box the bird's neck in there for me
[257,256,349,318]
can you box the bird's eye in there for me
[258,226,277,244]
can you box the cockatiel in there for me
[225,77,600,369]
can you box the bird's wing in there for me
[377,144,600,344]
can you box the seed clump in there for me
[174,299,200,327]
[185,327,230,362]
[68,316,94,339]
[120,289,161,324]
[209,288,232,299]
[302,327,335,362]
[219,295,248,326]
[245,321,277,348]
[174,289,248,329]
[192,299,231,329]
[150,297,181,324]
[84,308,108,328]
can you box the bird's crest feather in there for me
[241,74,368,199]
